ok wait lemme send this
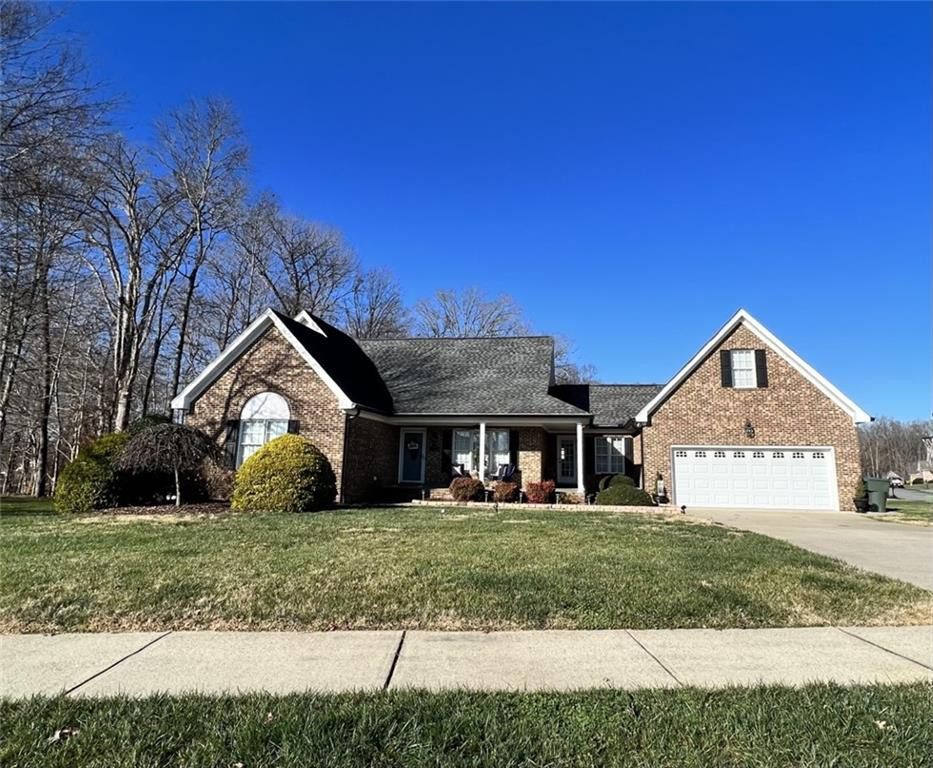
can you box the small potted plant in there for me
[853,479,869,513]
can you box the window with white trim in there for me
[452,429,511,478]
[486,429,511,477]
[595,435,627,474]
[238,392,290,466]
[452,430,478,473]
[730,349,757,389]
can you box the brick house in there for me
[172,308,870,510]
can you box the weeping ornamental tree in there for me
[118,424,222,506]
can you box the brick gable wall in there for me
[640,324,860,510]
[185,328,348,499]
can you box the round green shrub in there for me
[598,473,635,491]
[54,432,130,514]
[232,434,336,513]
[595,483,653,507]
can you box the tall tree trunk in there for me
[171,266,199,397]
[174,464,181,507]
[33,248,52,497]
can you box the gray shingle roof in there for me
[358,336,588,416]
[549,384,663,427]
[274,312,394,413]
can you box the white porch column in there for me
[576,422,585,493]
[478,422,487,481]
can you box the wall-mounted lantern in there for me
[744,420,756,438]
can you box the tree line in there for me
[0,2,594,497]
[858,418,932,481]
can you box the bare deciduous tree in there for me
[412,287,528,338]
[343,267,409,338]
[858,418,932,479]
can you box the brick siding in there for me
[185,328,348,500]
[640,324,861,510]
[343,416,399,502]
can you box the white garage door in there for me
[672,447,837,510]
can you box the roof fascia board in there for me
[635,309,870,424]
[354,411,590,427]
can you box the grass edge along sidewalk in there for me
[2,683,931,768]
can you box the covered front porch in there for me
[394,417,589,494]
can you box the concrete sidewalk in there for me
[2,626,930,698]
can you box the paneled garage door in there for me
[672,447,837,510]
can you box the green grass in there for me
[877,499,933,525]
[0,496,54,516]
[2,684,931,767]
[1,502,929,632]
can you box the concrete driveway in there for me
[688,508,933,592]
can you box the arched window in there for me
[238,392,290,466]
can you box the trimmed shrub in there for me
[450,476,485,502]
[232,434,336,513]
[598,474,635,491]
[54,432,130,514]
[526,480,555,504]
[493,481,520,502]
[595,483,654,507]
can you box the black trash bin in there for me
[864,477,890,513]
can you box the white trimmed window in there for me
[238,392,290,466]
[453,429,478,472]
[486,429,510,477]
[452,429,511,478]
[595,435,627,474]
[730,349,757,389]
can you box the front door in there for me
[399,430,426,483]
[557,435,577,485]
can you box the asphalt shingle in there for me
[358,336,588,416]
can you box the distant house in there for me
[171,309,869,510]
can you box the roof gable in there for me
[634,309,871,424]
[170,309,365,412]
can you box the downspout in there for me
[340,407,360,504]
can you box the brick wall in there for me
[640,324,861,510]
[186,328,348,499]
[343,416,399,502]
[517,427,545,485]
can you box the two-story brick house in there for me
[171,308,870,510]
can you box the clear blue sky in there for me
[61,2,930,420]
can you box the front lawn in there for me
[2,684,930,767]
[875,498,933,526]
[1,503,928,633]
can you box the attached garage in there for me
[672,446,838,510]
